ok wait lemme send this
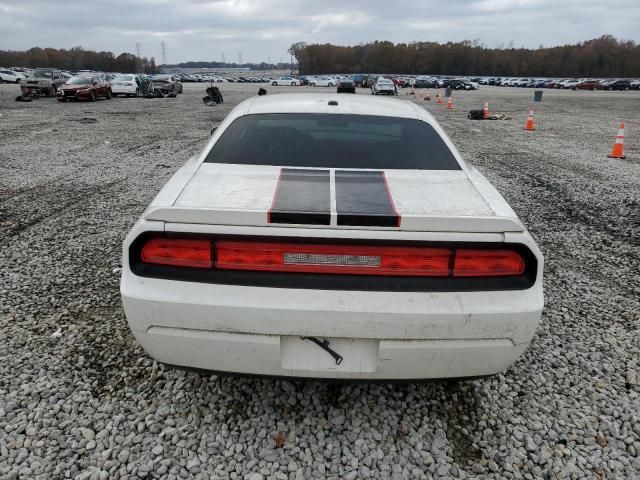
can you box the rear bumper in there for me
[137,328,530,380]
[122,271,542,380]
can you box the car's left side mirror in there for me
[210,127,217,136]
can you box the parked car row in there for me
[480,77,640,90]
[14,68,187,101]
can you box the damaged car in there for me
[57,75,112,102]
[152,74,183,94]
[21,68,69,96]
[120,93,544,380]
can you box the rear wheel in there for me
[272,81,277,86]
[47,86,55,97]
[135,88,140,97]
[328,83,333,87]
[106,89,112,99]
[291,82,296,86]
[89,92,96,102]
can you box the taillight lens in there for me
[453,249,525,277]
[141,238,213,268]
[138,238,527,277]
[215,241,450,276]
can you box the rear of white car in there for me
[110,75,139,96]
[121,94,543,380]
[372,80,397,95]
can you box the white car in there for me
[110,74,140,97]
[559,79,581,89]
[311,77,337,87]
[372,78,397,95]
[0,69,25,83]
[121,94,544,380]
[271,76,302,86]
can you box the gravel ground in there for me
[0,82,638,480]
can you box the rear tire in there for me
[135,88,140,97]
[106,89,112,99]
[291,82,296,86]
[272,81,277,86]
[89,92,96,102]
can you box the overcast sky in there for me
[1,0,639,64]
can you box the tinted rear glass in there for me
[205,113,460,170]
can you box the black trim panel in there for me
[335,170,399,227]
[129,233,538,292]
[269,168,331,225]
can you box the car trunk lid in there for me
[144,163,524,233]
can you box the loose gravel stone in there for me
[0,82,639,480]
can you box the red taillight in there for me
[215,241,450,276]
[138,238,527,278]
[453,249,525,277]
[141,238,213,268]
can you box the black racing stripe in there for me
[269,168,331,225]
[335,170,400,227]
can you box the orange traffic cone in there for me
[524,107,535,131]
[424,91,431,101]
[446,97,453,110]
[608,123,626,159]
[436,93,442,104]
[483,102,490,119]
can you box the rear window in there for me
[205,113,460,170]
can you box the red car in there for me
[572,80,602,91]
[57,75,112,102]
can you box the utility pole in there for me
[238,51,242,65]
[161,41,167,66]
[222,52,225,63]
[135,42,142,73]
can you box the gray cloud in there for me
[0,0,638,63]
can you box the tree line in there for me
[0,47,157,73]
[289,36,640,77]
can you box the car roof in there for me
[244,93,423,120]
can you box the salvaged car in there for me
[0,69,25,83]
[371,78,397,95]
[57,76,112,102]
[153,74,183,94]
[271,76,302,86]
[21,68,69,96]
[121,94,544,380]
[336,78,356,93]
[110,74,141,97]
